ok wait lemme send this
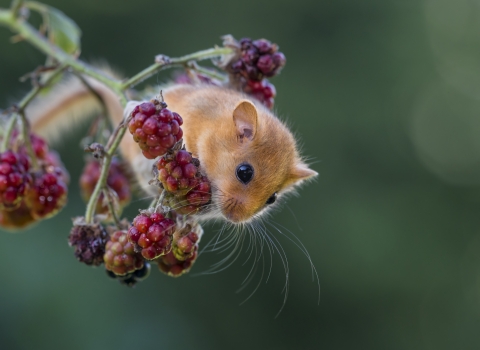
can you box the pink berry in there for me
[128,212,176,260]
[104,230,144,275]
[0,150,31,211]
[128,98,183,160]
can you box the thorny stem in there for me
[18,111,38,169]
[121,47,233,89]
[103,189,121,227]
[1,114,18,152]
[10,0,23,17]
[0,4,233,223]
[188,62,228,82]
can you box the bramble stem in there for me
[104,189,121,227]
[1,65,65,159]
[1,113,18,152]
[121,47,233,89]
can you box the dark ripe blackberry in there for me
[26,151,69,220]
[79,158,131,214]
[128,99,184,159]
[0,150,31,211]
[68,219,108,266]
[227,37,286,81]
[127,212,176,260]
[104,230,144,276]
[244,79,276,110]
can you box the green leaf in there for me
[26,1,81,55]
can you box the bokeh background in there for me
[1,0,480,349]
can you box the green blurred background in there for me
[1,0,480,349]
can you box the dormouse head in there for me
[204,98,317,223]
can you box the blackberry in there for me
[163,175,211,215]
[104,230,144,276]
[155,146,212,215]
[173,229,200,261]
[158,248,198,277]
[156,149,200,195]
[27,151,69,219]
[228,37,286,81]
[0,150,31,211]
[127,212,176,260]
[68,218,108,266]
[79,157,131,214]
[244,79,276,110]
[128,99,183,159]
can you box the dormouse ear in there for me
[289,163,318,183]
[233,100,258,141]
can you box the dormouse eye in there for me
[236,163,254,184]
[266,192,277,205]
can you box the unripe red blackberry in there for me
[104,230,144,275]
[228,37,286,81]
[26,151,69,219]
[128,99,184,159]
[0,150,31,211]
[68,219,108,266]
[156,149,200,195]
[127,212,176,260]
[158,248,198,277]
[173,230,199,261]
[244,79,276,109]
[0,201,35,230]
[79,158,131,214]
[163,175,211,215]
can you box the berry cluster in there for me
[68,219,107,266]
[0,132,69,229]
[127,212,176,260]
[128,99,183,159]
[156,146,211,215]
[79,157,131,215]
[224,37,286,109]
[104,230,144,275]
[230,38,286,81]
